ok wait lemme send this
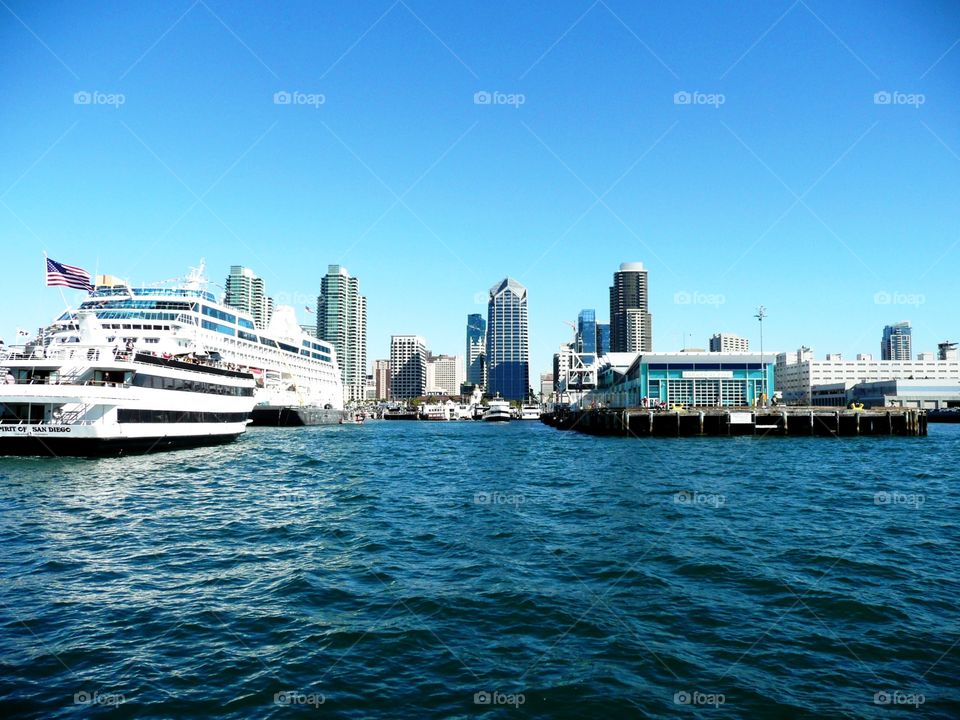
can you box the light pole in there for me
[755,305,767,406]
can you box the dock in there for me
[541,407,927,437]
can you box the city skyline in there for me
[2,2,958,377]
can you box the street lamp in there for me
[755,305,767,406]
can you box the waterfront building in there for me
[540,372,554,401]
[589,351,774,408]
[364,373,377,402]
[709,333,750,352]
[223,265,273,330]
[596,323,610,355]
[553,343,575,393]
[390,335,426,399]
[373,359,391,401]
[577,309,597,362]
[938,341,958,361]
[775,347,960,404]
[810,379,960,409]
[486,278,530,401]
[881,322,912,360]
[609,262,652,352]
[317,265,367,403]
[426,353,465,395]
[465,313,486,388]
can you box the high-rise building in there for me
[710,333,750,352]
[609,262,652,352]
[577,309,597,362]
[465,313,486,388]
[426,354,465,395]
[553,343,574,392]
[317,265,367,403]
[373,359,391,401]
[596,323,610,356]
[540,372,554,400]
[881,322,912,361]
[390,335,426,399]
[486,277,530,401]
[224,265,273,330]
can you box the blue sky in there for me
[2,0,958,373]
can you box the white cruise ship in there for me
[0,263,344,454]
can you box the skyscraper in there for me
[596,323,610,356]
[465,313,486,388]
[426,354,465,395]
[577,309,597,362]
[373,359,391,401]
[223,265,273,330]
[710,333,750,352]
[317,265,367,403]
[390,335,426,399]
[881,322,912,360]
[609,262,652,352]
[486,278,529,401]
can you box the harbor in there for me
[542,406,928,437]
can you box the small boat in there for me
[339,412,364,425]
[519,403,541,420]
[483,397,512,422]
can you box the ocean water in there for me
[1,421,958,719]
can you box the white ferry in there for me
[519,403,541,420]
[482,397,512,422]
[0,263,344,454]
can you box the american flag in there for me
[46,257,93,291]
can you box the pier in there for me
[541,407,927,437]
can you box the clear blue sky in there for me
[2,0,958,373]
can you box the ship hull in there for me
[0,430,243,457]
[249,406,344,426]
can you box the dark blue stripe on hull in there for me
[0,432,243,457]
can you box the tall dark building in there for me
[486,278,529,401]
[465,313,486,388]
[609,262,652,352]
[596,323,610,355]
[577,309,597,363]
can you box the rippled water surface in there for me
[1,421,959,718]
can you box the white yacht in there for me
[482,397,512,422]
[0,262,345,454]
[519,403,541,420]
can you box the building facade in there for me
[317,265,367,403]
[486,278,530,401]
[577,309,597,362]
[465,313,486,388]
[540,372,554,401]
[390,335,426,399]
[881,322,912,360]
[553,343,574,393]
[609,262,652,352]
[776,347,960,404]
[426,354,465,395]
[710,333,750,352]
[373,359,391,401]
[596,323,610,355]
[223,265,273,330]
[590,352,774,408]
